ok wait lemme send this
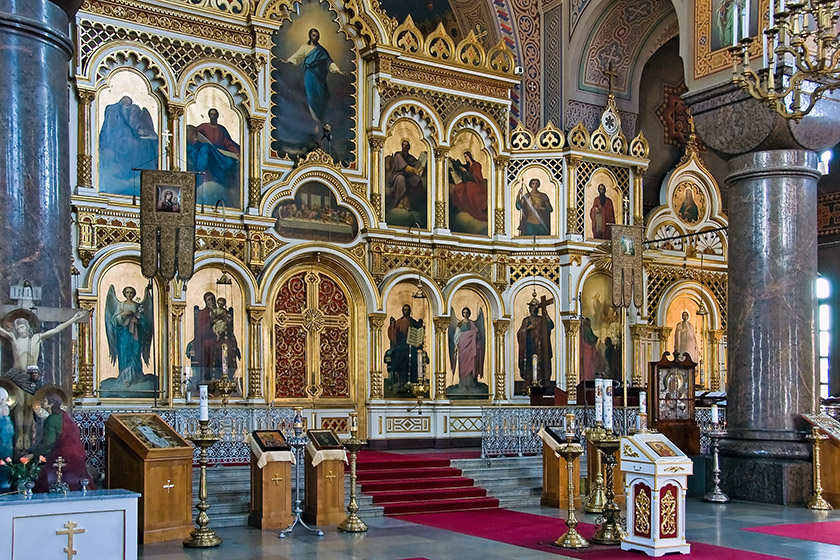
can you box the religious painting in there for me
[656,367,692,421]
[513,166,556,238]
[666,295,705,386]
[446,290,490,399]
[184,268,244,399]
[96,262,158,398]
[580,272,622,383]
[270,0,356,165]
[381,0,461,37]
[448,132,489,236]
[585,170,621,241]
[672,181,706,225]
[647,439,679,457]
[156,185,182,212]
[382,282,431,399]
[708,0,760,53]
[384,121,429,228]
[252,430,291,451]
[513,285,556,396]
[97,70,160,197]
[186,86,242,208]
[694,0,766,78]
[272,182,359,242]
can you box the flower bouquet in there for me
[0,456,46,494]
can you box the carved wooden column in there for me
[632,166,647,226]
[629,324,650,387]
[434,317,450,399]
[565,156,582,236]
[75,298,96,398]
[76,88,95,190]
[494,155,509,236]
[248,116,265,209]
[493,320,509,400]
[168,301,186,399]
[368,314,385,399]
[247,307,266,400]
[562,318,580,401]
[166,104,184,170]
[435,148,449,230]
[369,137,384,222]
[708,329,724,391]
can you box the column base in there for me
[717,455,812,505]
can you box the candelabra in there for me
[730,0,840,120]
[407,379,429,414]
[584,424,608,514]
[338,413,368,533]
[806,426,832,510]
[183,420,222,548]
[215,372,236,407]
[703,426,730,503]
[554,434,588,549]
[279,408,324,538]
[591,434,626,545]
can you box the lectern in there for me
[105,413,193,544]
[248,430,294,529]
[539,430,580,509]
[303,429,346,526]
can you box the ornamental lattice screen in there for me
[273,270,351,399]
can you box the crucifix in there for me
[56,520,86,560]
[53,456,67,485]
[603,61,619,94]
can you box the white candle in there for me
[733,4,740,46]
[639,390,647,413]
[199,385,209,421]
[351,413,358,430]
[417,349,423,380]
[742,0,751,39]
[769,0,775,27]
[564,413,575,438]
[711,404,719,425]
[604,381,614,431]
[532,354,538,382]
[186,391,192,403]
[221,343,229,377]
[595,380,604,425]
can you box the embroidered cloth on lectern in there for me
[305,443,348,466]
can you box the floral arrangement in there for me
[0,455,46,485]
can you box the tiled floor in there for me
[140,500,840,560]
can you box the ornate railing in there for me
[480,406,727,458]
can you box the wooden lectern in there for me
[248,430,294,529]
[541,440,580,508]
[105,413,193,544]
[303,429,346,526]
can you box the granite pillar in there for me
[685,82,840,504]
[0,0,81,391]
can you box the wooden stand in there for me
[303,446,345,526]
[105,414,193,544]
[541,441,580,509]
[249,450,293,529]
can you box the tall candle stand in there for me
[279,408,324,538]
[703,425,730,503]
[183,420,222,548]
[554,433,588,549]
[584,424,607,513]
[338,413,368,533]
[806,426,832,510]
[591,434,626,545]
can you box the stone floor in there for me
[140,499,840,560]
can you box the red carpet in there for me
[744,520,840,546]
[356,450,498,515]
[393,508,788,559]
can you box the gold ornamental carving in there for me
[77,154,92,188]
[664,466,685,473]
[660,489,677,535]
[302,308,325,333]
[623,444,639,457]
[634,490,651,535]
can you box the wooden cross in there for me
[271,473,284,486]
[534,295,555,317]
[325,470,337,482]
[56,520,85,560]
[603,62,618,94]
[53,456,67,485]
[163,479,175,493]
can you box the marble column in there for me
[685,81,840,504]
[0,0,82,391]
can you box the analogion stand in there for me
[248,432,294,529]
[303,429,347,526]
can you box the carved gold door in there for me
[273,270,351,399]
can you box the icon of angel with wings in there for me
[105,284,154,388]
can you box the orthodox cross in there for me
[160,129,174,168]
[56,520,86,560]
[163,479,175,493]
[603,61,619,94]
[53,456,67,485]
[271,472,284,486]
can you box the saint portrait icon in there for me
[156,185,181,213]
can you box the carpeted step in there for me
[379,496,500,515]
[356,466,462,481]
[360,476,474,493]
[368,486,488,504]
[357,457,452,470]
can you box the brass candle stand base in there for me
[806,427,833,511]
[280,411,325,538]
[554,436,589,549]
[183,420,222,548]
[584,425,607,513]
[591,435,626,546]
[338,433,368,533]
[703,428,730,503]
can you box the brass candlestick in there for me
[591,434,626,545]
[279,408,324,538]
[703,427,729,503]
[584,424,607,513]
[554,433,588,548]
[214,372,236,406]
[338,414,368,533]
[407,380,429,413]
[183,420,222,548]
[807,426,832,510]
